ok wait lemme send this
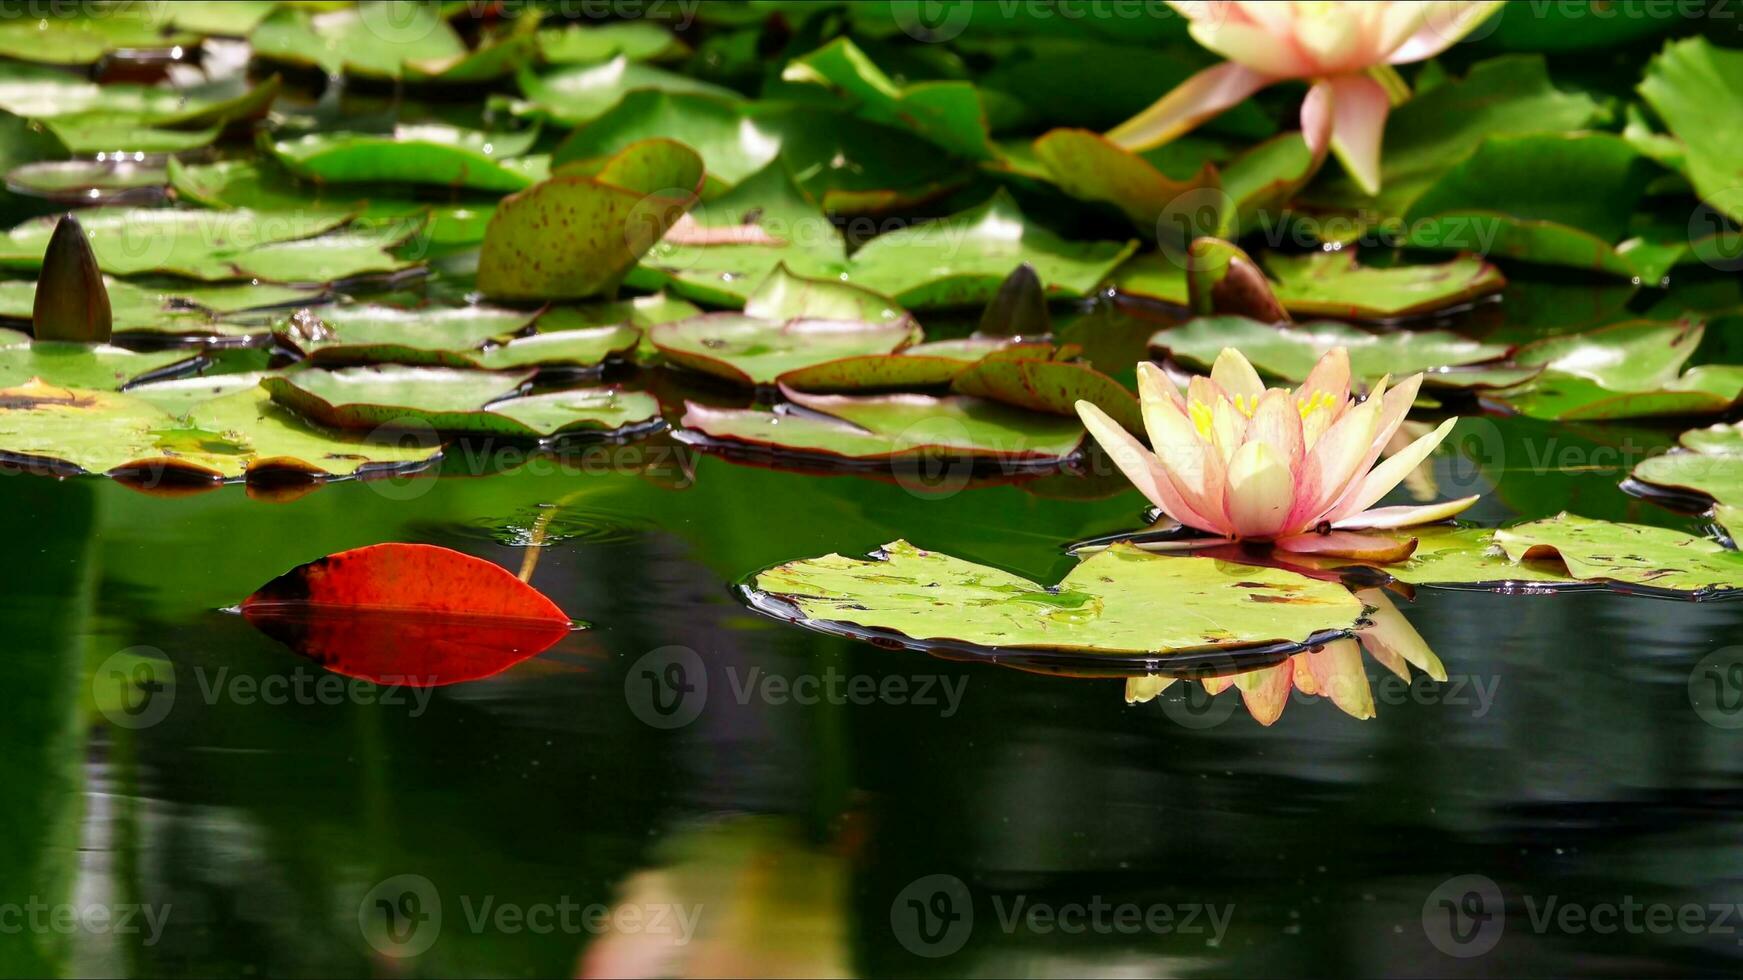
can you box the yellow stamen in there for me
[1189,400,1216,440]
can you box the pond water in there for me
[7,402,1743,977]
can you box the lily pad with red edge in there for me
[262,366,659,438]
[775,339,1052,393]
[949,356,1144,438]
[649,313,922,387]
[475,139,704,301]
[679,387,1085,464]
[241,543,577,686]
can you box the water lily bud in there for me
[979,262,1051,338]
[33,213,112,343]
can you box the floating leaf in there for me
[781,38,994,161]
[772,338,1047,392]
[0,342,198,391]
[185,385,445,478]
[476,139,703,301]
[0,379,246,477]
[536,21,684,64]
[628,163,847,306]
[950,355,1144,438]
[250,2,466,80]
[749,541,1365,665]
[264,126,545,193]
[263,367,659,438]
[0,6,195,65]
[241,543,574,686]
[1261,250,1506,320]
[1151,317,1509,385]
[683,382,1084,463]
[0,276,314,338]
[1512,320,1703,391]
[553,90,781,193]
[31,214,109,343]
[511,57,739,126]
[403,18,540,84]
[1631,421,1743,510]
[649,313,921,386]
[275,304,543,366]
[1493,513,1743,595]
[1495,370,1743,421]
[845,190,1136,309]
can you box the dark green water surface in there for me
[4,410,1743,978]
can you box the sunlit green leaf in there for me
[1151,317,1510,385]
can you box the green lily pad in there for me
[274,303,543,365]
[0,7,195,65]
[1639,37,1743,226]
[6,159,166,203]
[1401,133,1664,279]
[1493,513,1743,595]
[649,313,921,386]
[262,367,659,438]
[185,385,445,478]
[403,19,540,84]
[744,263,909,324]
[0,68,281,155]
[1512,320,1703,391]
[1261,251,1507,320]
[1150,317,1509,384]
[681,389,1084,463]
[0,276,312,337]
[0,379,247,478]
[1310,526,1579,589]
[536,22,685,64]
[250,2,467,80]
[1495,370,1743,421]
[774,339,1047,392]
[126,372,279,416]
[552,90,782,194]
[1632,422,1743,509]
[844,190,1136,309]
[0,342,200,391]
[535,293,701,332]
[1495,323,1743,420]
[469,326,641,371]
[475,139,704,301]
[1218,132,1324,237]
[949,355,1144,438]
[781,38,994,161]
[264,126,544,193]
[1030,128,1218,239]
[749,540,1365,661]
[40,117,220,156]
[626,162,848,307]
[510,57,739,126]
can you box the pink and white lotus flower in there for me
[1108,1,1503,193]
[1076,347,1478,559]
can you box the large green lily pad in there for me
[649,313,921,386]
[274,303,542,365]
[0,342,200,391]
[511,57,739,126]
[1513,320,1703,390]
[774,339,1048,392]
[536,22,685,64]
[262,367,659,438]
[681,389,1084,463]
[475,139,704,300]
[1639,37,1743,226]
[1631,422,1743,509]
[749,540,1366,660]
[0,277,319,337]
[264,126,545,193]
[1494,324,1743,420]
[1261,251,1507,320]
[1151,317,1510,383]
[0,7,194,65]
[781,38,994,161]
[627,163,848,307]
[250,2,467,80]
[1031,128,1219,238]
[844,191,1136,309]
[552,90,782,193]
[1493,513,1743,594]
[949,355,1144,438]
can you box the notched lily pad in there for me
[1631,421,1743,512]
[681,386,1085,465]
[1263,250,1506,319]
[650,313,922,387]
[1494,513,1743,596]
[263,367,659,439]
[746,540,1366,669]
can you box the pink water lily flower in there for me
[1076,347,1478,558]
[1108,1,1503,193]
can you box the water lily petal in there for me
[1304,638,1376,720]
[1132,536,1237,552]
[1137,363,1231,531]
[1296,346,1351,447]
[1274,530,1419,563]
[1234,660,1293,726]
[1106,60,1273,151]
[1326,72,1390,196]
[1356,588,1447,681]
[1333,494,1480,530]
[1225,440,1296,538]
[1245,387,1304,468]
[1202,673,1236,696]
[1300,79,1335,158]
[1211,347,1267,404]
[1289,652,1320,695]
[1077,399,1222,531]
[1289,391,1382,529]
[1126,675,1176,704]
[1319,372,1424,519]
[1388,1,1505,64]
[1330,416,1459,521]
